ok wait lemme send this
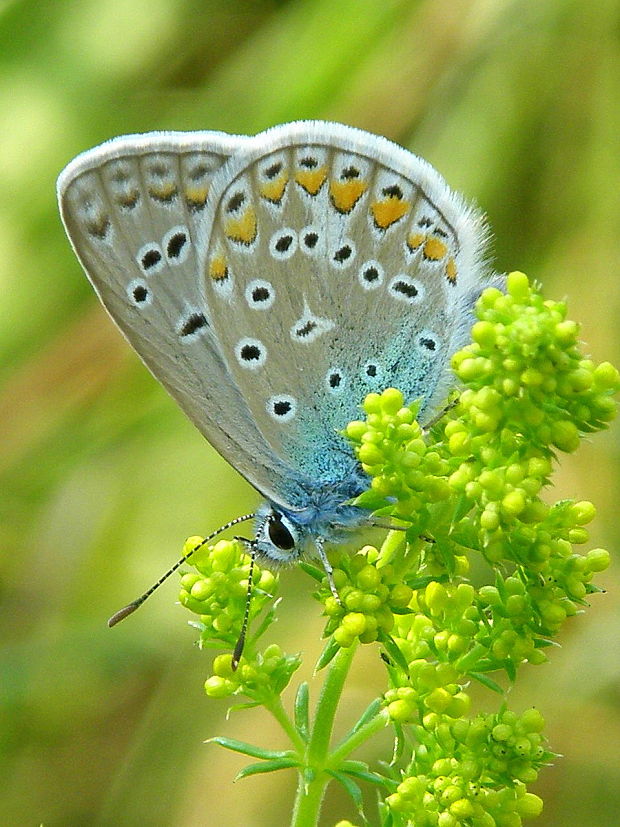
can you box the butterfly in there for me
[57,120,492,627]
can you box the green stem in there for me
[328,708,389,767]
[291,642,358,827]
[266,695,307,754]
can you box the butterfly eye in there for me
[268,513,295,551]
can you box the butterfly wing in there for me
[195,121,492,494]
[58,131,306,506]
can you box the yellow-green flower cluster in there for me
[385,659,470,724]
[387,708,552,825]
[321,546,414,647]
[178,537,277,650]
[345,387,451,508]
[452,271,618,444]
[205,644,301,702]
[339,274,616,673]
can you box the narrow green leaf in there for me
[326,769,364,811]
[405,573,448,591]
[294,682,310,741]
[390,722,406,766]
[340,761,386,789]
[235,758,300,781]
[299,561,325,582]
[207,736,296,761]
[315,636,340,671]
[339,759,370,773]
[352,698,383,733]
[469,672,505,694]
[226,701,261,714]
[504,659,517,683]
[534,637,560,649]
[377,631,409,674]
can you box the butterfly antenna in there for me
[107,512,256,628]
[231,542,256,671]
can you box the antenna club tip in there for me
[107,601,141,628]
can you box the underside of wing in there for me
[58,131,309,507]
[196,121,493,487]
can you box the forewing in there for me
[198,121,492,484]
[58,131,305,506]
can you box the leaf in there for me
[377,631,409,674]
[315,636,340,671]
[534,637,559,649]
[352,698,383,733]
[326,769,364,812]
[294,682,310,741]
[225,701,260,716]
[390,722,406,766]
[469,672,505,694]
[504,659,517,683]
[452,493,475,523]
[405,573,447,591]
[299,561,325,582]
[341,763,389,790]
[234,758,300,781]
[352,489,392,511]
[207,736,296,761]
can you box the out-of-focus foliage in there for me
[0,1,618,825]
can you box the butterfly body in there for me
[58,121,493,570]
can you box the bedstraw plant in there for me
[177,273,618,827]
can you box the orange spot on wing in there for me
[446,257,457,283]
[224,207,257,245]
[260,174,288,203]
[371,197,410,229]
[423,237,448,261]
[184,185,208,209]
[329,178,367,213]
[406,232,426,251]
[148,183,178,202]
[295,167,327,195]
[209,255,228,281]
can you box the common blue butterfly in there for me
[57,121,493,623]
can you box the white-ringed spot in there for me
[325,368,346,394]
[269,228,297,260]
[267,394,297,423]
[178,311,209,340]
[245,279,275,310]
[163,225,190,264]
[330,238,356,269]
[235,337,267,369]
[362,361,384,386]
[358,259,384,290]
[127,279,151,307]
[137,242,164,274]
[388,274,425,305]
[299,224,322,255]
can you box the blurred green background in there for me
[1,0,619,824]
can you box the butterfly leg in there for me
[422,396,460,433]
[315,537,342,606]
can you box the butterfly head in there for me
[253,504,307,565]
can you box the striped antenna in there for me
[107,512,257,627]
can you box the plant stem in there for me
[267,695,307,754]
[291,642,358,827]
[328,708,389,767]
